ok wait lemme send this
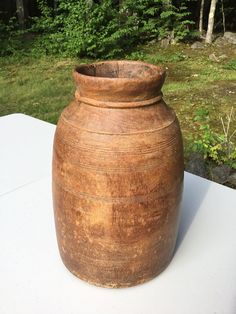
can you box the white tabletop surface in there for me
[0,114,55,196]
[0,114,236,314]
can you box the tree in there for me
[16,0,25,28]
[221,0,226,34]
[205,0,218,43]
[199,0,205,35]
[16,0,29,29]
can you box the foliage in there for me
[29,0,194,58]
[32,0,121,58]
[189,108,236,169]
[0,17,24,56]
[159,3,194,41]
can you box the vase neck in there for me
[73,61,166,109]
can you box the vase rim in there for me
[74,60,165,82]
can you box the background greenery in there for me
[1,0,236,58]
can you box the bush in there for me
[0,0,194,58]
[188,108,236,169]
[159,3,194,41]
[0,17,24,56]
[32,0,121,58]
[31,0,194,58]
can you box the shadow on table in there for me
[174,172,211,252]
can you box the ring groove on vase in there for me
[55,137,179,155]
[75,91,163,108]
[60,113,177,135]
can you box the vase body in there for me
[52,61,184,288]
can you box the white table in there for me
[0,114,236,314]
[0,114,55,196]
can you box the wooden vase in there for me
[52,60,184,288]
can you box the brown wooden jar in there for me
[52,60,184,288]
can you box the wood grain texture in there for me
[52,60,184,288]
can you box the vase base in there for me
[60,253,174,289]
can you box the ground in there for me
[0,42,236,153]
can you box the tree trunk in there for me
[205,0,218,43]
[221,0,226,34]
[16,0,25,29]
[199,0,205,35]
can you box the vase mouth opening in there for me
[75,60,165,81]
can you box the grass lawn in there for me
[0,42,236,152]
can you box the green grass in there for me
[0,43,236,142]
[0,56,79,123]
[139,43,236,144]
